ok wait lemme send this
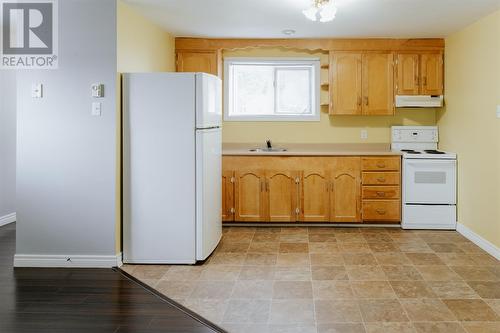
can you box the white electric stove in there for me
[391,126,457,230]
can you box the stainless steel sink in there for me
[248,147,287,152]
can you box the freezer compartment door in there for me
[403,159,456,204]
[196,73,222,128]
[196,127,222,260]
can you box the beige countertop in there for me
[223,143,402,156]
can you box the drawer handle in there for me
[377,177,386,183]
[376,162,386,168]
[376,209,387,215]
[376,191,386,197]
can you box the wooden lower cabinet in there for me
[234,170,266,222]
[330,158,361,222]
[222,171,234,221]
[361,157,401,223]
[362,200,401,222]
[300,170,330,222]
[266,171,298,222]
[223,156,400,224]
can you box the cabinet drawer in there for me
[362,172,400,185]
[363,200,400,221]
[362,157,400,171]
[362,186,400,199]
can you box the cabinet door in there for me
[300,170,330,222]
[222,171,234,222]
[330,53,362,115]
[420,53,443,95]
[234,171,266,222]
[265,171,298,222]
[362,53,394,115]
[330,158,361,222]
[396,54,420,95]
[176,51,220,76]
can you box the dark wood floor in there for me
[0,223,223,333]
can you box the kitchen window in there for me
[224,58,320,121]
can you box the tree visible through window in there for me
[224,59,320,121]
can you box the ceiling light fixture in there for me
[302,0,337,22]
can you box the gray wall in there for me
[16,0,118,256]
[0,71,16,219]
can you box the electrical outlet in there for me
[360,129,368,140]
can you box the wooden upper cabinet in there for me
[395,52,443,96]
[266,171,297,222]
[362,53,394,115]
[329,158,361,222]
[330,53,362,115]
[234,170,266,222]
[300,170,330,222]
[420,53,443,95]
[176,50,221,76]
[396,54,420,95]
[222,171,234,222]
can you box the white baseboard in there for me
[14,253,123,268]
[0,212,16,227]
[456,222,500,260]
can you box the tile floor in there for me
[122,227,500,333]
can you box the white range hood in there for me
[395,95,443,108]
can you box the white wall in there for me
[15,0,118,265]
[0,71,16,223]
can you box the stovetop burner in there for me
[401,149,422,154]
[424,149,446,154]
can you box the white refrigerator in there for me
[122,73,222,264]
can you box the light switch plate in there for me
[92,102,102,116]
[497,105,500,119]
[32,83,43,98]
[91,83,104,98]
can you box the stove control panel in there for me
[392,126,438,143]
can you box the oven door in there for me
[403,159,456,205]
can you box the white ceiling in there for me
[122,0,500,38]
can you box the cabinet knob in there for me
[377,177,386,183]
[376,191,386,197]
[376,162,386,168]
[376,209,387,215]
[364,96,369,106]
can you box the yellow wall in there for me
[222,48,437,144]
[437,10,500,248]
[117,1,175,72]
[116,1,176,253]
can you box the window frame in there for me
[223,57,321,122]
